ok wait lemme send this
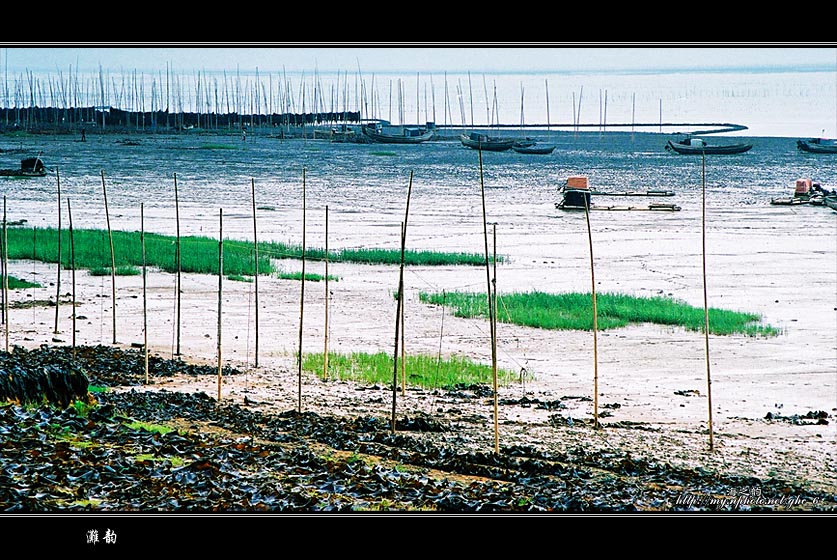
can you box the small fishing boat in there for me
[796,138,837,154]
[362,122,434,144]
[0,156,47,177]
[460,131,515,152]
[825,195,837,212]
[556,176,681,212]
[512,142,556,155]
[770,177,837,206]
[665,136,753,155]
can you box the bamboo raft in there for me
[589,189,676,197]
[557,176,681,212]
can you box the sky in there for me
[2,43,835,74]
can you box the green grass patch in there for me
[419,290,778,336]
[6,275,40,289]
[275,271,339,282]
[5,226,497,274]
[302,351,518,388]
[124,420,175,435]
[226,274,253,283]
[133,453,185,467]
[88,265,141,276]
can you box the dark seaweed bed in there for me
[3,346,834,514]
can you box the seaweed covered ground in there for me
[2,345,835,526]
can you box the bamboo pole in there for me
[491,223,500,444]
[297,169,306,413]
[392,171,414,428]
[3,196,8,353]
[67,199,76,356]
[477,148,499,454]
[391,220,406,434]
[54,168,61,334]
[492,222,498,453]
[101,170,117,344]
[174,173,181,356]
[142,203,148,384]
[702,151,715,450]
[251,178,259,368]
[323,205,329,379]
[217,208,223,402]
[583,193,599,430]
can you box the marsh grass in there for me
[302,351,518,388]
[6,275,40,289]
[275,271,338,282]
[88,265,140,276]
[420,290,778,336]
[5,227,495,275]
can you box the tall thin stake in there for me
[391,171,414,430]
[323,205,329,379]
[583,193,600,430]
[174,173,182,356]
[492,222,499,453]
[391,221,406,433]
[217,208,223,402]
[142,203,148,384]
[3,196,8,353]
[297,169,306,413]
[67,199,76,357]
[702,151,715,450]
[54,168,61,334]
[478,148,499,453]
[251,178,259,368]
[101,170,117,344]
[399,171,413,397]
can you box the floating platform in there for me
[590,189,676,197]
[557,202,681,211]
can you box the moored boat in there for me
[797,138,837,154]
[770,177,837,206]
[665,136,753,155]
[362,122,435,144]
[512,141,556,155]
[460,131,515,152]
[0,156,47,177]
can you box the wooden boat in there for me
[826,196,837,212]
[770,177,837,206]
[460,131,515,152]
[512,142,556,155]
[362,122,434,144]
[665,136,753,155]
[797,138,837,154]
[556,176,680,211]
[0,156,46,177]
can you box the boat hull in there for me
[666,140,753,155]
[797,139,837,154]
[362,126,434,144]
[512,144,555,155]
[460,133,515,152]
